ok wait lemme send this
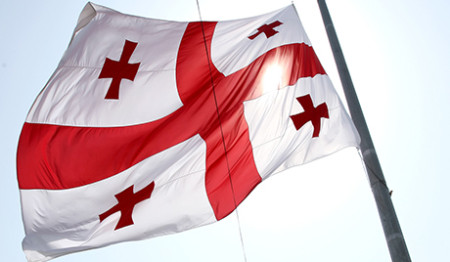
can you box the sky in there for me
[1,0,449,261]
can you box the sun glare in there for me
[262,64,283,94]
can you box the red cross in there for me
[248,20,283,40]
[18,22,326,221]
[290,94,329,137]
[99,40,140,99]
[99,181,155,230]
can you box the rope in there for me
[357,148,389,191]
[195,1,248,261]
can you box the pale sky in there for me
[1,0,449,261]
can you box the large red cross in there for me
[99,181,155,230]
[290,95,329,137]
[18,22,326,221]
[98,40,140,99]
[248,20,283,40]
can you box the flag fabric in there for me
[17,2,360,261]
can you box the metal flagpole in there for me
[316,1,411,261]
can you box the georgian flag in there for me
[17,2,360,261]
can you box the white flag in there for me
[17,3,360,261]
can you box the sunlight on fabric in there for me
[262,63,283,94]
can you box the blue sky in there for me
[1,0,449,261]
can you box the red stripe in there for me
[17,21,325,220]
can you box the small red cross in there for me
[248,20,283,40]
[290,94,329,137]
[99,40,140,100]
[99,181,155,230]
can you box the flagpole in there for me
[316,1,411,261]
